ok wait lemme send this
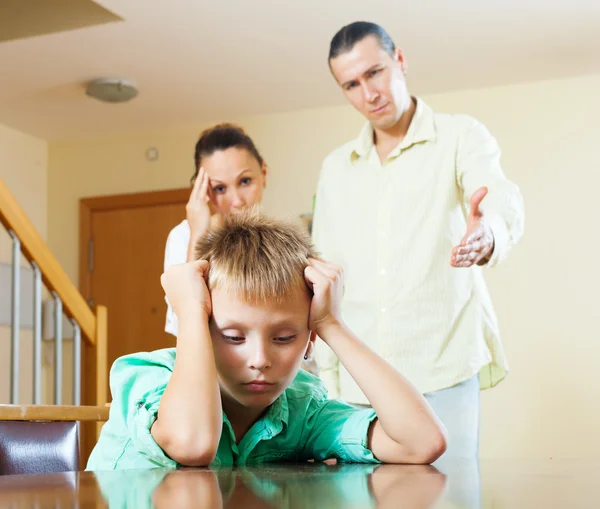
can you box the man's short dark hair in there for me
[328,21,395,61]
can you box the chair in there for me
[0,405,109,476]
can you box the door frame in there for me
[78,187,189,462]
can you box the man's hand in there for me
[161,260,212,319]
[304,258,344,338]
[451,186,494,268]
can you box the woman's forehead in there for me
[204,148,261,175]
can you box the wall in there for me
[48,73,600,457]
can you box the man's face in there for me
[209,284,314,411]
[330,36,410,131]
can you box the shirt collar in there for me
[222,389,290,444]
[351,97,437,161]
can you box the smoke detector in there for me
[85,78,138,103]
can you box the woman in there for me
[164,123,267,337]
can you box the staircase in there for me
[0,177,108,455]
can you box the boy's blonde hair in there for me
[195,209,317,302]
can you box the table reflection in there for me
[93,463,447,509]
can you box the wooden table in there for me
[0,459,598,508]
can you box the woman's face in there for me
[200,147,267,214]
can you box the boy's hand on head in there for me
[304,258,344,338]
[161,260,212,320]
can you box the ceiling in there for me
[0,0,599,140]
[0,0,121,43]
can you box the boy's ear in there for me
[262,162,268,188]
[304,331,317,359]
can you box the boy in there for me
[87,211,446,469]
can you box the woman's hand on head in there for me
[186,167,213,240]
[161,260,212,320]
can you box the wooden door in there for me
[91,204,183,362]
[79,188,189,462]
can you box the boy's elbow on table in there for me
[396,426,447,465]
[417,425,448,464]
[161,437,218,467]
[152,425,219,467]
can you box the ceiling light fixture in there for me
[85,78,138,103]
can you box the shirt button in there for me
[380,307,386,313]
[380,268,386,275]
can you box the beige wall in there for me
[0,124,48,239]
[48,73,600,458]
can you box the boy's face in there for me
[209,284,314,410]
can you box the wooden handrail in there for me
[0,178,96,345]
[0,404,109,422]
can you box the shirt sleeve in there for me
[301,397,381,464]
[456,117,525,267]
[311,164,341,398]
[110,350,178,469]
[163,224,188,336]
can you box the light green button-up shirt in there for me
[86,348,380,471]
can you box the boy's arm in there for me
[305,259,447,464]
[311,164,341,398]
[320,323,446,463]
[151,260,222,466]
[313,339,340,398]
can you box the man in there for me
[312,21,524,458]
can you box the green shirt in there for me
[86,348,380,470]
